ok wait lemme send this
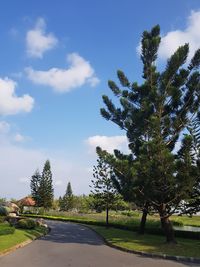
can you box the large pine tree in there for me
[100,25,200,243]
[39,160,54,209]
[30,169,41,206]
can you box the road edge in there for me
[82,224,200,264]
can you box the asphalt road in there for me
[0,221,199,267]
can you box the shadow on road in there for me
[36,221,104,246]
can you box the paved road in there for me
[0,221,199,267]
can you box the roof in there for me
[18,197,36,206]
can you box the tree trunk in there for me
[138,204,148,234]
[160,216,177,244]
[106,206,109,227]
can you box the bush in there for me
[121,211,135,217]
[0,206,9,216]
[23,210,33,214]
[172,219,184,226]
[0,223,15,235]
[0,216,6,223]
[16,218,36,229]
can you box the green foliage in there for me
[59,182,74,211]
[72,195,95,213]
[91,156,122,224]
[0,223,15,235]
[30,161,54,209]
[121,210,136,217]
[178,113,200,215]
[30,169,42,207]
[16,218,36,229]
[0,198,6,204]
[91,157,119,211]
[100,24,200,242]
[0,216,6,223]
[0,206,9,216]
[40,160,54,209]
[35,160,54,209]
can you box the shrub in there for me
[0,223,15,235]
[0,206,9,216]
[0,216,6,223]
[172,219,184,226]
[16,218,36,229]
[121,211,135,217]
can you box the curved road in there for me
[0,221,198,267]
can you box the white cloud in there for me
[14,133,26,143]
[26,53,100,92]
[0,121,29,145]
[0,77,34,115]
[26,18,58,58]
[159,10,200,60]
[136,11,200,61]
[86,135,129,154]
[0,121,10,134]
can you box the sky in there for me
[1,0,200,199]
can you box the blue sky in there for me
[1,0,200,199]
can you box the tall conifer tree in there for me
[91,156,119,226]
[39,160,54,209]
[59,182,74,211]
[100,25,200,243]
[30,169,41,206]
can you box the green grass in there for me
[24,210,200,229]
[89,225,200,258]
[171,215,200,227]
[0,223,48,254]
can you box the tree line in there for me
[30,160,129,213]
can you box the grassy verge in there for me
[0,223,48,254]
[89,225,200,259]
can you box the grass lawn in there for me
[89,225,200,258]
[24,210,200,228]
[0,223,48,254]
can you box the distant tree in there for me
[96,146,151,234]
[100,25,200,243]
[0,198,6,205]
[39,160,54,209]
[52,199,60,210]
[72,195,92,213]
[30,169,41,206]
[59,182,74,211]
[58,196,64,210]
[90,156,119,226]
[66,182,73,197]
